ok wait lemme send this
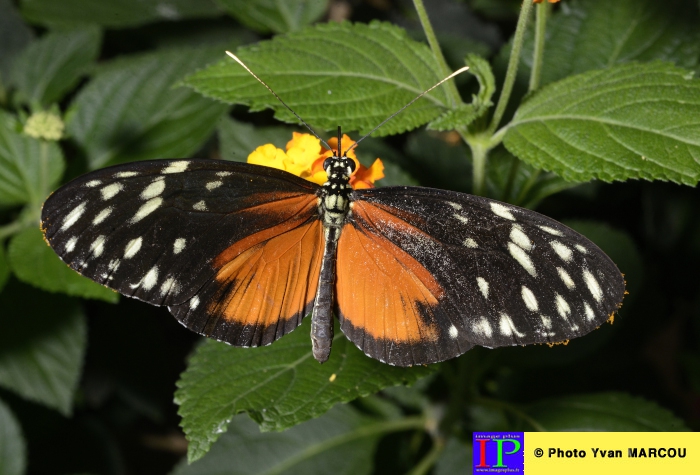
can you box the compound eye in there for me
[323,157,333,171]
[346,158,356,173]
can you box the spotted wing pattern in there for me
[41,159,322,347]
[338,186,625,366]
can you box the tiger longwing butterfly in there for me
[40,55,625,367]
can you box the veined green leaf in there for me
[172,405,384,472]
[0,280,87,416]
[175,317,432,461]
[218,116,294,162]
[503,62,700,185]
[522,0,700,87]
[20,0,221,28]
[10,27,101,107]
[217,0,329,34]
[0,399,26,475]
[185,21,456,136]
[67,47,229,170]
[526,392,689,431]
[8,226,119,303]
[0,111,64,207]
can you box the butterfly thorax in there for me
[318,155,354,233]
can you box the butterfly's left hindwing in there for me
[339,186,625,366]
[41,159,322,347]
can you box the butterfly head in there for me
[322,154,356,182]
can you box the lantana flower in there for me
[247,132,385,189]
[533,0,560,3]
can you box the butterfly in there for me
[40,52,625,367]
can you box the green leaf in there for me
[0,243,10,293]
[7,227,118,303]
[0,398,26,475]
[405,130,472,192]
[434,438,471,475]
[503,62,700,185]
[521,0,700,87]
[67,47,229,170]
[0,111,65,207]
[10,27,102,107]
[175,317,432,462]
[184,21,454,136]
[218,116,294,162]
[171,405,383,473]
[0,0,34,84]
[525,392,689,431]
[486,146,578,208]
[0,280,87,416]
[427,104,479,132]
[217,0,329,34]
[20,0,222,28]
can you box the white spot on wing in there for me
[453,213,468,224]
[173,238,186,254]
[521,286,538,312]
[555,294,571,319]
[464,238,478,248]
[583,269,603,302]
[490,202,515,221]
[124,237,143,259]
[65,236,78,253]
[575,244,588,254]
[477,277,489,299]
[472,317,492,337]
[189,295,200,310]
[84,180,102,188]
[447,202,462,210]
[90,235,106,257]
[550,241,573,262]
[206,181,223,191]
[508,242,537,276]
[510,225,532,251]
[108,259,120,271]
[557,267,576,289]
[540,315,552,329]
[499,313,525,337]
[140,177,165,200]
[131,197,163,223]
[216,171,232,177]
[162,161,189,174]
[141,266,159,291]
[100,183,123,200]
[92,207,113,225]
[448,325,458,339]
[160,276,180,296]
[584,302,596,321]
[539,225,563,236]
[193,200,207,211]
[114,171,139,178]
[61,202,87,231]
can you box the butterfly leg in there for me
[311,227,339,363]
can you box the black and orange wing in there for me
[41,159,323,347]
[337,186,625,366]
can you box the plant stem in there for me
[412,0,462,106]
[487,0,533,136]
[529,1,549,92]
[470,139,488,196]
[407,438,446,475]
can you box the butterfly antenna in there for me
[225,51,332,150]
[337,126,342,156]
[344,65,470,155]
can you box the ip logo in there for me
[473,432,525,474]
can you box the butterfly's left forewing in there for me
[339,186,625,366]
[41,159,323,347]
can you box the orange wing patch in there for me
[336,201,445,346]
[208,194,323,332]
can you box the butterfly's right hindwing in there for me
[41,159,322,347]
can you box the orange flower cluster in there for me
[533,0,560,3]
[247,132,385,189]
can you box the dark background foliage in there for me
[0,0,699,474]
